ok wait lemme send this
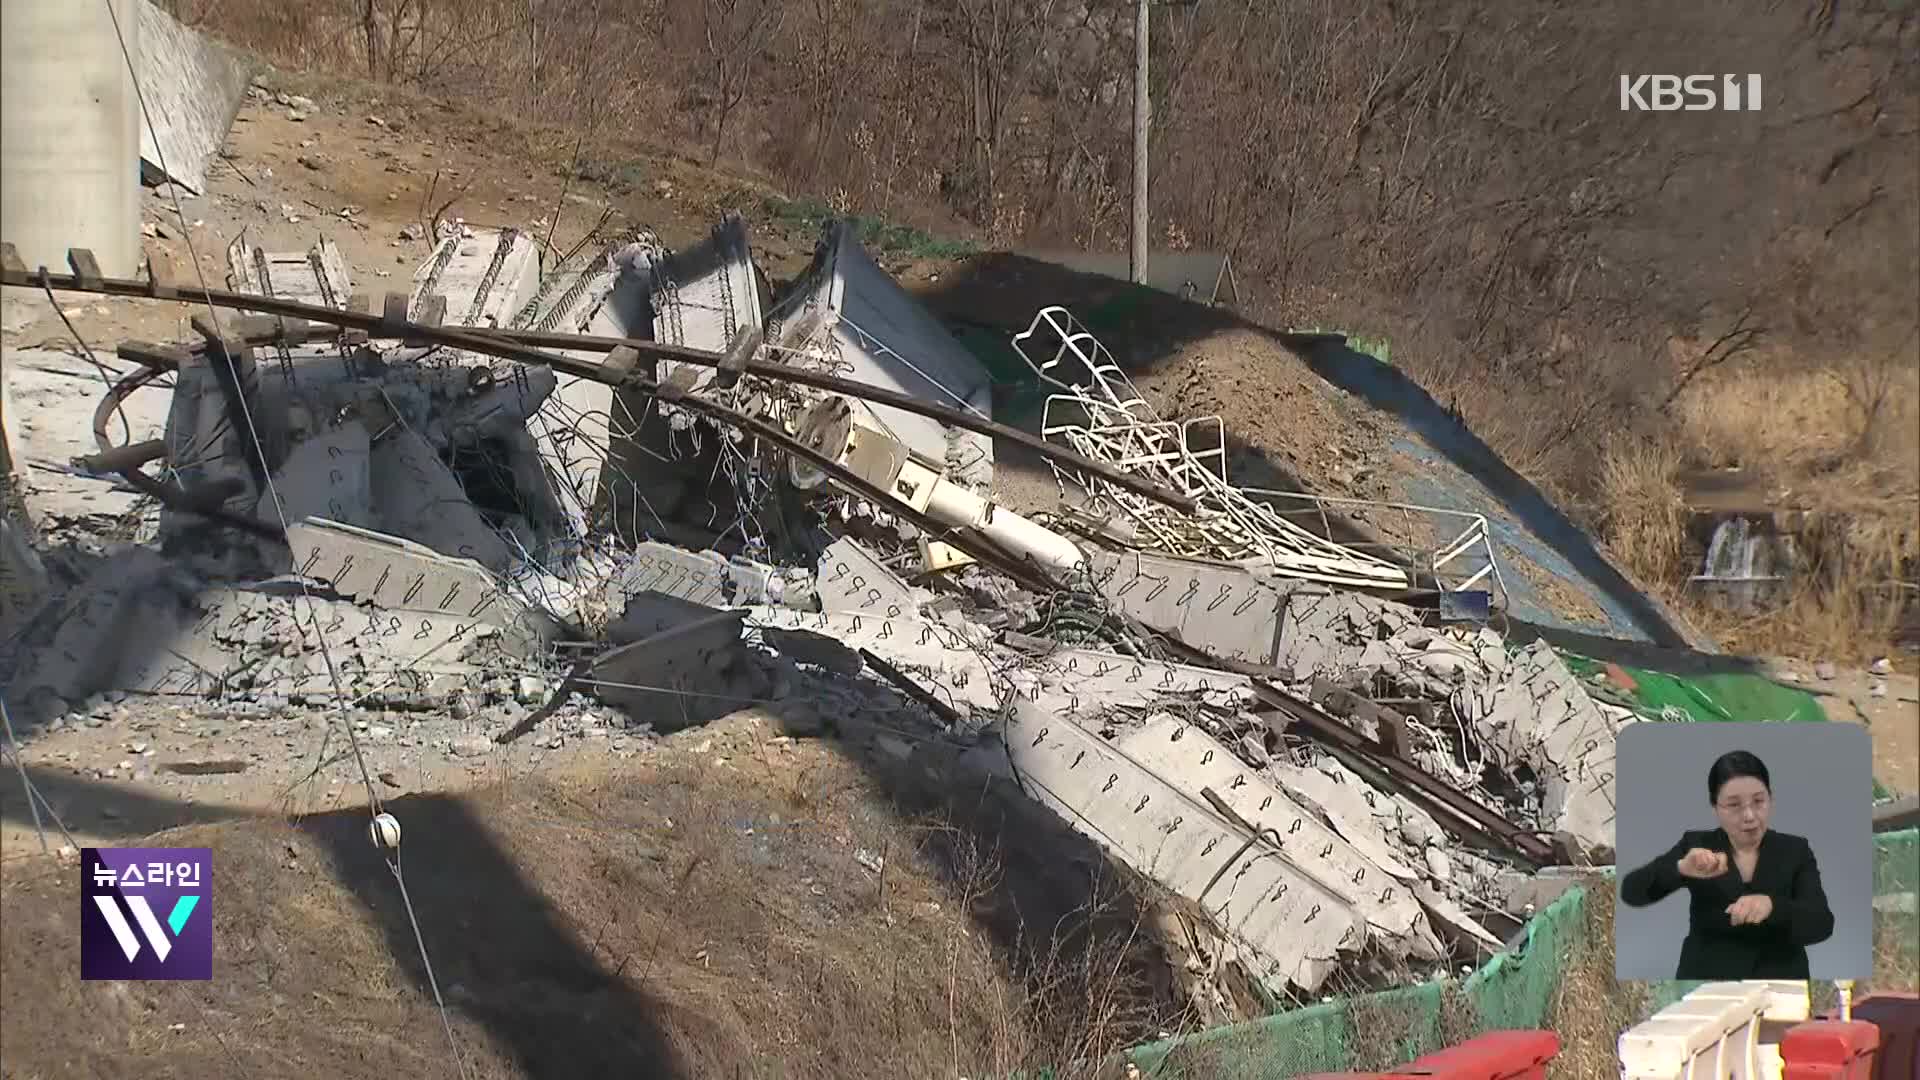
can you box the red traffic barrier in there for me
[1392,1030,1562,1080]
[1845,995,1919,1080]
[1294,1031,1562,1080]
[1783,1019,1881,1080]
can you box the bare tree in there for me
[932,0,1060,227]
[697,0,787,165]
[363,0,382,78]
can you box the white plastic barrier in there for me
[1619,980,1811,1080]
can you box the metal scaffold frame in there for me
[1012,305,1506,598]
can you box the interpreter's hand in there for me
[1676,848,1729,879]
[1726,894,1774,926]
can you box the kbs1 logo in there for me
[81,848,212,981]
[1620,74,1763,112]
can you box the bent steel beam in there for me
[0,252,1198,514]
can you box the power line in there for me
[95,4,468,1074]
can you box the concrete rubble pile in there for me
[1,209,1636,1022]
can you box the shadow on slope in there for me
[0,765,693,1079]
[1,725,1188,1080]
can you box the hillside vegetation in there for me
[169,0,1918,657]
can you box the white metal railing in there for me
[1243,489,1510,603]
[1012,305,1516,598]
[1013,307,1410,590]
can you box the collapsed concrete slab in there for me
[258,421,374,528]
[410,225,541,330]
[998,700,1364,995]
[226,235,352,310]
[1265,757,1436,880]
[285,517,555,655]
[1461,639,1627,855]
[650,211,767,373]
[520,240,653,544]
[134,0,253,195]
[768,223,996,489]
[1086,546,1286,667]
[367,428,517,572]
[1114,713,1440,949]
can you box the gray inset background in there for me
[1613,721,1873,981]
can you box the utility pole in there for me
[1130,0,1150,284]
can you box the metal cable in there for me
[98,7,467,1074]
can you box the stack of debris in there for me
[0,211,1631,1020]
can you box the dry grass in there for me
[1673,365,1920,501]
[0,737,1196,1079]
[1547,888,1656,1080]
[1596,434,1694,588]
[1588,360,1920,661]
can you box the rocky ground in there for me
[1765,658,1920,796]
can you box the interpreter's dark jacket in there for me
[1619,828,1835,980]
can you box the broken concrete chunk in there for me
[258,422,373,528]
[10,547,492,710]
[368,428,514,573]
[1237,732,1270,767]
[1468,640,1622,853]
[1084,546,1285,666]
[814,535,924,615]
[761,627,865,678]
[1276,584,1425,682]
[611,542,817,614]
[443,365,558,441]
[588,609,750,732]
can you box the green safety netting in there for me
[1558,652,1827,725]
[1120,829,1919,1078]
[1557,651,1894,801]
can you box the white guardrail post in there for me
[1618,980,1811,1080]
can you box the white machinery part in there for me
[910,460,1087,578]
[795,395,1088,581]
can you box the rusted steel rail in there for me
[1249,680,1559,866]
[1,250,1067,589]
[0,253,1198,514]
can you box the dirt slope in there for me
[1,715,1176,1080]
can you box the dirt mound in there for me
[1128,328,1396,505]
[1,726,1179,1079]
[922,252,1391,503]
